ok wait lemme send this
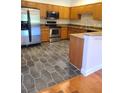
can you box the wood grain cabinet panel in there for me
[21,1,27,7]
[60,27,68,39]
[69,36,84,70]
[93,3,102,20]
[59,6,70,19]
[68,27,86,39]
[41,26,49,42]
[37,3,47,19]
[70,7,80,20]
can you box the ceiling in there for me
[23,0,102,7]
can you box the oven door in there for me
[50,28,60,38]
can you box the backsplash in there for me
[40,14,102,27]
[40,19,70,25]
[70,14,102,27]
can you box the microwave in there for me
[46,11,59,19]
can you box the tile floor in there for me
[21,40,81,93]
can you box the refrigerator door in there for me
[21,8,41,45]
[21,8,30,46]
[29,25,41,44]
[21,8,28,21]
[29,9,41,25]
[29,8,41,44]
[21,30,29,45]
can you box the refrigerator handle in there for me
[27,10,32,42]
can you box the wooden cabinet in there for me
[21,1,27,7]
[59,6,70,19]
[41,26,49,42]
[38,3,47,19]
[68,27,86,39]
[70,7,81,20]
[60,27,68,39]
[69,36,84,70]
[93,3,102,20]
[21,1,37,8]
[70,3,102,20]
[21,1,70,19]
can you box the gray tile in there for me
[44,63,55,73]
[25,54,31,60]
[48,81,56,87]
[21,40,80,91]
[23,74,34,90]
[27,59,34,67]
[47,57,56,65]
[28,88,37,93]
[32,55,39,62]
[51,72,63,83]
[21,65,29,75]
[35,62,44,71]
[21,58,27,66]
[30,67,40,79]
[35,78,47,91]
[21,84,27,93]
[75,70,81,75]
[41,69,52,82]
[54,65,66,76]
[40,57,47,64]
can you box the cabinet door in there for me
[38,3,47,18]
[26,1,37,8]
[47,4,53,11]
[59,6,70,19]
[70,7,80,20]
[52,5,59,12]
[21,1,27,7]
[41,27,49,42]
[61,27,68,39]
[69,36,83,70]
[93,3,102,20]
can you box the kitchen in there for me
[21,0,102,93]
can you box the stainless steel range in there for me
[46,21,60,42]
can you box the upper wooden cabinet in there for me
[37,3,47,19]
[70,3,102,20]
[21,1,70,19]
[59,6,70,19]
[21,1,102,20]
[93,3,102,20]
[70,7,81,20]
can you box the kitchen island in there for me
[69,32,102,76]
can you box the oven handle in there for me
[50,29,52,37]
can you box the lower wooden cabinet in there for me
[60,27,68,39]
[68,27,86,39]
[41,26,49,42]
[69,36,84,70]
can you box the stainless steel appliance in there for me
[49,28,60,42]
[46,11,59,19]
[21,8,41,46]
[46,21,60,42]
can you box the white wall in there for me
[23,0,71,7]
[70,0,102,6]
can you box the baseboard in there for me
[81,65,102,76]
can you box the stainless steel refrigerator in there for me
[21,8,41,46]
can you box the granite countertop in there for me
[70,32,102,39]
[41,24,102,32]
